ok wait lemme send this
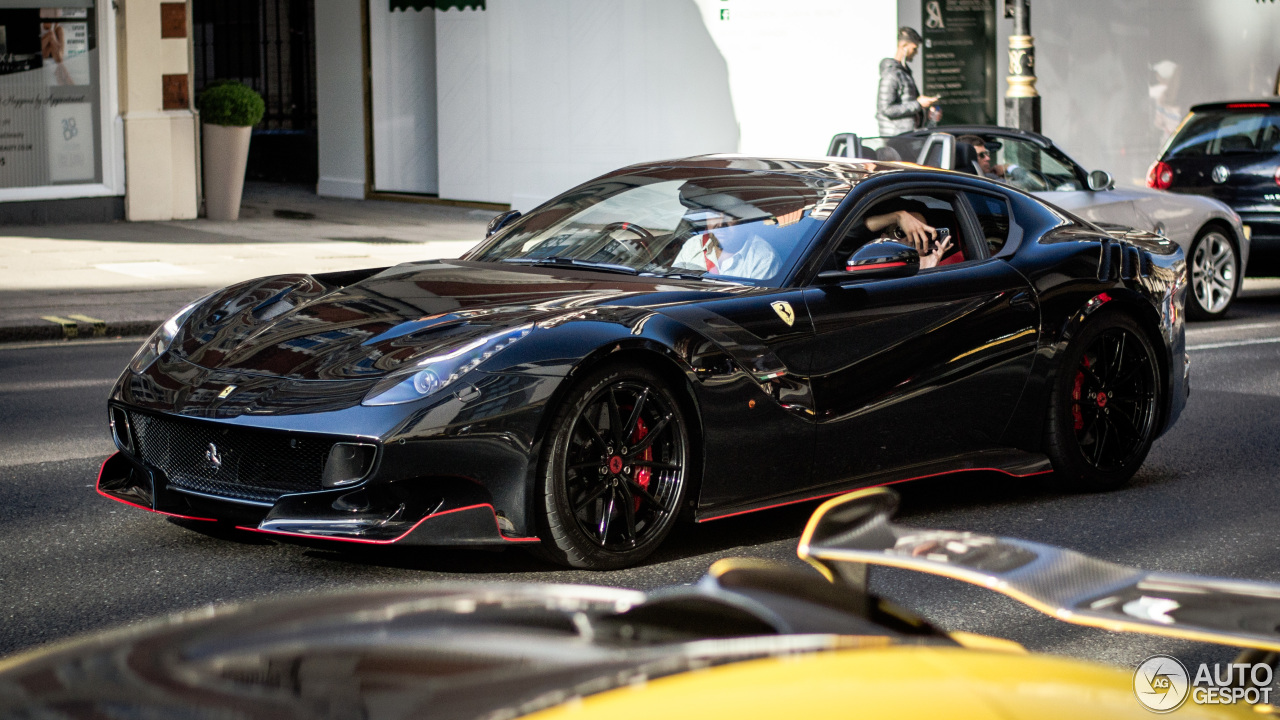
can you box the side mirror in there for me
[486,209,522,237]
[817,241,920,284]
[1087,170,1114,192]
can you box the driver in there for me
[956,134,1008,179]
[671,208,780,280]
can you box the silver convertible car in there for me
[828,126,1249,320]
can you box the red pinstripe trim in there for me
[95,453,218,522]
[238,502,541,545]
[696,466,1053,523]
[848,260,908,271]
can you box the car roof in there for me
[1188,99,1280,112]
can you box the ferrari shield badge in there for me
[771,301,795,327]
[217,385,236,399]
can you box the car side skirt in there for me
[693,449,1052,523]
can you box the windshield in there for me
[1165,109,1280,158]
[471,168,850,287]
[992,137,1085,192]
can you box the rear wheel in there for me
[537,364,690,569]
[1188,227,1238,320]
[1045,313,1161,491]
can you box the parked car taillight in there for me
[1275,165,1280,186]
[1147,161,1174,190]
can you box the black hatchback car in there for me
[1149,99,1280,251]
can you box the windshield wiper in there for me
[644,271,749,285]
[501,257,639,275]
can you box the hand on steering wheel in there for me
[1009,165,1049,191]
[600,221,657,260]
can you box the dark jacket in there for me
[876,58,930,136]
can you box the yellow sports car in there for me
[2,488,1275,719]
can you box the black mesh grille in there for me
[127,411,336,504]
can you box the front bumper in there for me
[97,450,540,546]
[101,362,561,546]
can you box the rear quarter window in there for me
[963,192,1013,256]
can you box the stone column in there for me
[117,0,198,220]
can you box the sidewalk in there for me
[0,183,495,342]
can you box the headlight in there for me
[362,324,533,406]
[128,296,207,373]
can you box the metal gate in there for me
[192,0,317,182]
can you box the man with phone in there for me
[864,208,955,269]
[876,26,942,136]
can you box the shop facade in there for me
[0,0,197,224]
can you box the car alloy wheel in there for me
[539,364,689,568]
[1070,327,1158,473]
[1189,230,1237,319]
[1046,312,1161,491]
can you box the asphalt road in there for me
[4,294,1280,678]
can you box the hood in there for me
[175,260,747,381]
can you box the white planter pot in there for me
[201,123,253,221]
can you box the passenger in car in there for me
[864,202,958,269]
[671,209,781,280]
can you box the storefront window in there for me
[0,1,100,189]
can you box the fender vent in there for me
[1099,238,1153,281]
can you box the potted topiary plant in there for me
[198,81,265,221]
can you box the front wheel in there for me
[537,364,690,569]
[1188,228,1238,320]
[1045,313,1162,491]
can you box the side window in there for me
[822,192,978,274]
[962,192,1012,256]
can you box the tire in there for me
[536,363,690,569]
[1187,227,1239,321]
[1045,312,1162,491]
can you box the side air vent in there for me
[1098,238,1153,281]
[1121,246,1138,279]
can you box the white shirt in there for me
[672,232,780,280]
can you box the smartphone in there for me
[934,227,951,252]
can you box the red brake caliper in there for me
[1071,355,1090,431]
[630,417,652,511]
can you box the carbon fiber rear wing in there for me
[797,488,1280,653]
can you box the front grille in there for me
[127,411,337,504]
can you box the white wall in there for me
[315,0,366,199]
[1031,0,1280,188]
[690,0,896,156]
[437,0,742,211]
[899,0,1280,188]
[436,0,894,210]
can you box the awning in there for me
[390,1,485,10]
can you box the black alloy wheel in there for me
[1046,312,1161,491]
[538,364,690,569]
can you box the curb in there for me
[0,320,159,344]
